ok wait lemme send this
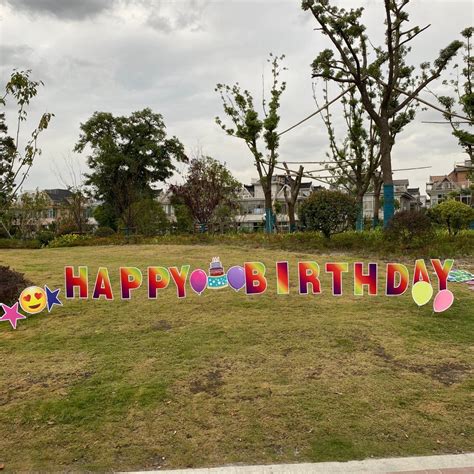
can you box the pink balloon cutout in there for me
[190,269,207,295]
[433,289,454,313]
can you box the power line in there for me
[422,121,471,124]
[277,79,472,139]
[277,83,356,137]
[278,160,351,164]
[375,78,473,123]
[392,166,432,172]
[261,155,434,186]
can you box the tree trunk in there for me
[288,202,296,232]
[356,194,364,231]
[264,188,274,234]
[380,121,394,228]
[373,179,382,228]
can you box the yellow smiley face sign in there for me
[19,286,47,314]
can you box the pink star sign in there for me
[0,302,27,329]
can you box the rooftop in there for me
[44,189,73,204]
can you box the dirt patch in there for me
[0,370,95,406]
[306,366,324,379]
[282,347,293,357]
[151,320,172,331]
[190,370,223,396]
[373,344,470,386]
[429,362,470,385]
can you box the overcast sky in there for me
[1,0,472,195]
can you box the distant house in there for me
[236,175,320,231]
[157,176,320,232]
[13,188,96,233]
[426,160,473,207]
[44,189,96,229]
[157,189,176,222]
[42,189,74,226]
[362,179,424,220]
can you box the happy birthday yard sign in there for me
[0,257,456,330]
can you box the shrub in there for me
[429,200,474,235]
[0,266,32,306]
[95,226,115,237]
[0,238,41,249]
[385,210,433,247]
[48,234,92,248]
[36,230,55,246]
[56,222,81,236]
[0,226,11,239]
[299,189,358,238]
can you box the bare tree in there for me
[54,154,90,234]
[282,163,304,232]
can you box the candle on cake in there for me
[207,257,228,289]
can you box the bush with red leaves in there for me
[0,266,31,306]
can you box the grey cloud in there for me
[0,44,34,67]
[5,0,208,31]
[146,0,208,33]
[4,0,115,20]
[146,12,174,34]
[1,0,470,193]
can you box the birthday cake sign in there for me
[207,257,228,289]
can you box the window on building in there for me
[364,201,373,212]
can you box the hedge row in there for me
[0,230,473,258]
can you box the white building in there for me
[426,160,473,207]
[362,179,424,220]
[157,176,319,232]
[236,175,320,231]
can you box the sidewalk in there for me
[127,453,474,474]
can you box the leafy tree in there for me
[429,199,474,235]
[216,54,287,233]
[0,70,53,235]
[299,189,358,238]
[93,203,117,230]
[74,108,187,230]
[302,0,462,226]
[170,155,241,231]
[0,114,15,208]
[437,27,474,164]
[315,83,382,230]
[212,202,241,233]
[11,190,49,239]
[123,198,169,236]
[171,201,194,234]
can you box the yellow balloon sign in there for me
[411,281,433,306]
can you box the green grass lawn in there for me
[0,245,473,471]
